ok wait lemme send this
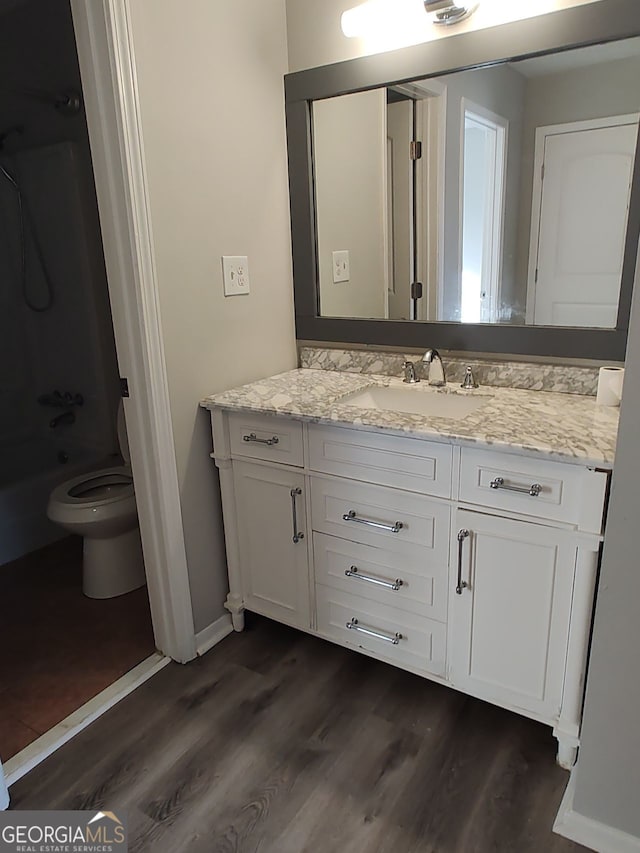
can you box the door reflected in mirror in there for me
[312,38,640,327]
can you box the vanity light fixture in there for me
[424,0,479,25]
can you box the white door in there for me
[449,511,576,722]
[530,116,639,327]
[233,461,310,628]
[386,99,413,321]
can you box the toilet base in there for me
[83,527,146,599]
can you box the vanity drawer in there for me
[228,412,304,467]
[310,475,451,554]
[316,584,446,677]
[313,532,448,622]
[308,424,453,498]
[459,448,608,532]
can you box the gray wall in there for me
[314,89,387,319]
[569,242,640,838]
[126,0,297,633]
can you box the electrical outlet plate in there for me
[222,256,250,296]
[332,250,350,283]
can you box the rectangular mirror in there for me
[285,1,640,359]
[312,39,640,328]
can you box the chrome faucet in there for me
[403,360,419,384]
[461,365,479,389]
[422,349,446,387]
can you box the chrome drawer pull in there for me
[456,528,469,595]
[346,617,403,645]
[342,510,403,534]
[290,487,304,544]
[243,432,279,446]
[490,476,542,497]
[344,566,403,591]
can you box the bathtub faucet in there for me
[49,410,75,429]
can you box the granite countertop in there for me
[201,368,620,468]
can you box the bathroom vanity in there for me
[203,368,619,768]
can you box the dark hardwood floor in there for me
[9,615,585,852]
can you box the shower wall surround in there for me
[299,346,605,396]
[0,0,121,564]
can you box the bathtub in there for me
[0,440,114,566]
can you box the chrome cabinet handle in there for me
[456,529,470,595]
[290,487,304,544]
[346,617,403,645]
[344,566,403,591]
[342,510,403,534]
[243,432,279,446]
[490,476,542,497]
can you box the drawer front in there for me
[313,532,447,622]
[316,584,446,677]
[310,476,451,555]
[308,424,453,497]
[459,448,589,527]
[228,412,304,467]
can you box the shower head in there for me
[0,124,24,150]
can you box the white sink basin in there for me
[341,385,491,420]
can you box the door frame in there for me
[458,98,508,325]
[526,113,640,325]
[69,0,196,663]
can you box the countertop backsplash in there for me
[299,345,606,396]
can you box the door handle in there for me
[456,529,470,594]
[342,510,403,534]
[290,487,304,544]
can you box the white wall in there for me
[286,0,604,73]
[126,0,296,632]
[314,89,387,318]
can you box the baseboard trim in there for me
[196,613,233,656]
[554,773,640,853]
[4,653,169,790]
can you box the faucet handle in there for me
[461,365,479,389]
[403,360,420,384]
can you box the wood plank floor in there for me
[9,615,585,852]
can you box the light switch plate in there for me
[222,256,250,296]
[332,250,350,283]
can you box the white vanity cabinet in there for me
[449,511,577,722]
[232,461,310,629]
[210,409,609,768]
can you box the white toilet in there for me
[47,402,146,599]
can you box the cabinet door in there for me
[233,461,310,628]
[449,510,576,722]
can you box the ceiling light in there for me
[424,1,479,25]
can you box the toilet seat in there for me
[49,466,134,508]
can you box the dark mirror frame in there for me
[285,0,640,361]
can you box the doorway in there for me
[0,0,156,772]
[460,101,508,324]
[527,114,639,327]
